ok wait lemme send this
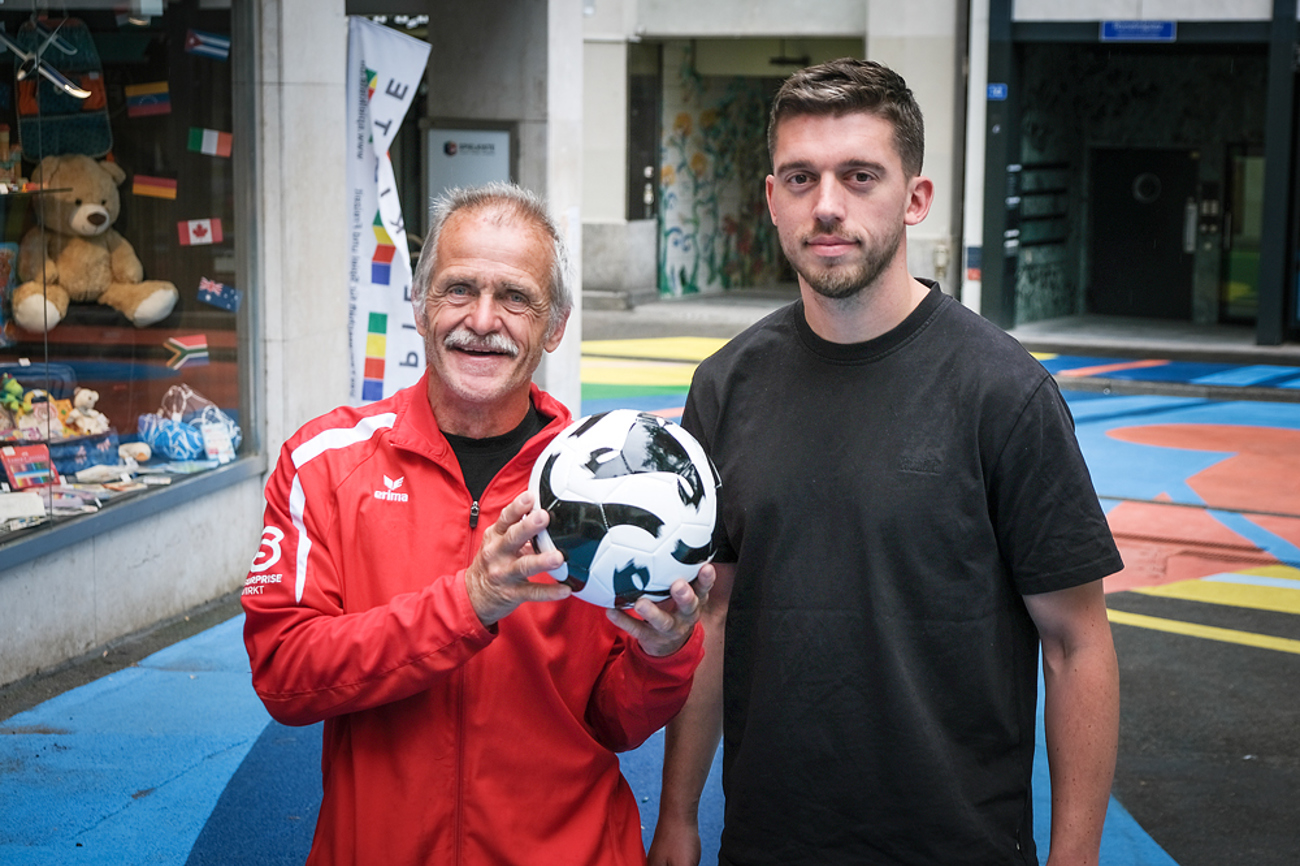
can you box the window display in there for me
[0,2,246,542]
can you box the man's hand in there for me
[606,563,715,657]
[464,491,570,626]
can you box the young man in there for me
[650,59,1122,866]
[243,182,714,865]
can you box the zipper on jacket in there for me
[469,500,480,529]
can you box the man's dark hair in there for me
[767,58,925,178]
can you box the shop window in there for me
[0,3,251,548]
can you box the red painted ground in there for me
[1102,424,1300,593]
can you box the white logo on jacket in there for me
[373,474,409,502]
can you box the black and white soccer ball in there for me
[529,409,720,608]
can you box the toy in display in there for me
[528,409,719,609]
[10,153,179,333]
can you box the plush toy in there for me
[11,154,178,333]
[0,374,22,413]
[63,387,111,436]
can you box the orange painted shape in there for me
[1107,424,1300,515]
[1103,499,1277,593]
[1057,359,1170,378]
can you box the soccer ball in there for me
[529,409,720,608]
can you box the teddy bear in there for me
[62,387,111,436]
[11,153,178,333]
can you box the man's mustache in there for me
[444,328,520,357]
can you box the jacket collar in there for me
[387,369,573,462]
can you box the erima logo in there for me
[373,475,408,502]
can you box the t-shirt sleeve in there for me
[989,376,1125,595]
[682,366,738,564]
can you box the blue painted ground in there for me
[10,351,1300,865]
[0,614,1177,866]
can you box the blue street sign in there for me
[1100,20,1176,42]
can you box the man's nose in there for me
[464,293,502,332]
[812,178,847,223]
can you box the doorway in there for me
[1220,145,1264,323]
[1088,147,1199,319]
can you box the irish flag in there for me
[188,127,232,158]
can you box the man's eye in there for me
[788,173,810,185]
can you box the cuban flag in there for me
[185,29,231,60]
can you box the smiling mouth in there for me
[444,330,520,358]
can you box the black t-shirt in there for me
[445,404,546,502]
[682,284,1122,866]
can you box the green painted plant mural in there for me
[659,45,783,296]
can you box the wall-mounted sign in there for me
[426,128,511,214]
[987,83,1008,101]
[1100,21,1176,42]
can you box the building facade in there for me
[967,0,1299,345]
[584,0,1300,347]
[0,0,584,687]
[581,0,968,300]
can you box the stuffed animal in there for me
[63,387,111,435]
[11,154,178,333]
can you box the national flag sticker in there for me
[124,81,170,117]
[133,175,177,199]
[197,276,241,312]
[185,29,231,60]
[178,218,223,246]
[187,127,232,158]
[165,334,209,369]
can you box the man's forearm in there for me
[1041,634,1120,865]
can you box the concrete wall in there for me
[426,0,583,413]
[257,0,351,460]
[1013,0,1272,20]
[584,220,659,295]
[638,0,867,36]
[867,0,963,290]
[0,482,264,688]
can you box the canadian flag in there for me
[178,218,223,246]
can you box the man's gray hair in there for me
[411,182,573,339]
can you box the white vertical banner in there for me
[346,17,431,403]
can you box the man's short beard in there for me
[444,328,520,357]
[794,223,903,301]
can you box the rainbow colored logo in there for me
[371,212,396,285]
[362,313,387,401]
[365,67,377,101]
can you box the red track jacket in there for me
[242,375,704,865]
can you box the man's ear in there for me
[905,175,935,227]
[544,308,570,353]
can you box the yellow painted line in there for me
[581,337,728,362]
[1030,352,1058,361]
[1240,564,1300,580]
[1131,580,1300,615]
[1107,609,1300,655]
[580,357,697,387]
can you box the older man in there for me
[243,182,712,865]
